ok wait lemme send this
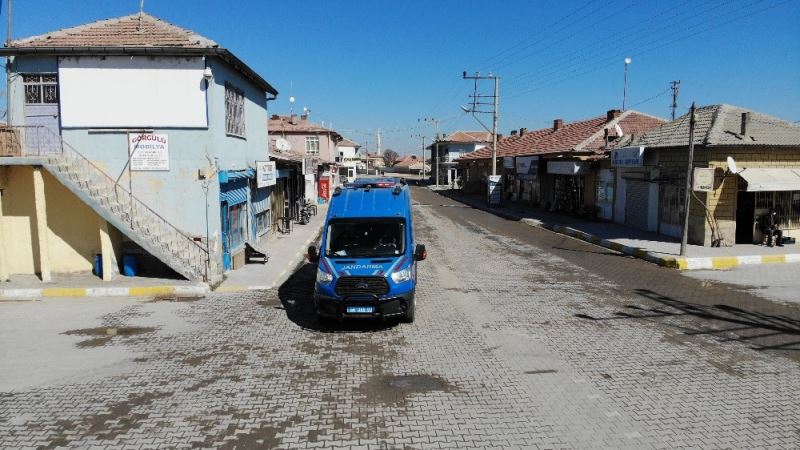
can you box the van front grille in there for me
[335,276,389,297]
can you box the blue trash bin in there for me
[122,254,139,277]
[93,254,103,278]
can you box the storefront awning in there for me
[739,168,800,192]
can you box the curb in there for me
[432,189,800,271]
[215,222,324,293]
[0,284,210,301]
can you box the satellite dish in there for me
[726,156,740,174]
[614,123,624,137]
[276,138,291,152]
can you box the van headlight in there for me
[316,269,333,284]
[391,267,411,283]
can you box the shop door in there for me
[624,180,650,230]
[736,191,756,244]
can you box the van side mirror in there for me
[307,245,319,262]
[414,244,427,261]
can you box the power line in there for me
[503,0,754,96]
[503,0,790,101]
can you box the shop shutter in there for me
[252,186,270,213]
[220,177,248,206]
[624,180,649,230]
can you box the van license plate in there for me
[347,306,375,314]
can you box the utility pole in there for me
[670,80,681,121]
[419,117,442,185]
[680,102,697,257]
[6,0,12,125]
[421,135,426,180]
[462,71,500,205]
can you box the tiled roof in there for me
[631,104,800,148]
[338,137,360,147]
[9,13,218,48]
[393,155,420,167]
[458,110,666,161]
[268,115,342,139]
[439,131,492,144]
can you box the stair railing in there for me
[13,126,211,282]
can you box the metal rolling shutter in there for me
[624,180,649,230]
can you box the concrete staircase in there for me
[36,138,218,283]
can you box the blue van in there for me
[307,184,426,323]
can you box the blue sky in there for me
[4,0,800,155]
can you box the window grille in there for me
[305,136,320,154]
[23,74,58,105]
[225,83,246,137]
[756,191,800,228]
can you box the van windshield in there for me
[325,219,405,257]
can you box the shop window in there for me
[756,191,800,228]
[227,203,247,249]
[255,210,271,235]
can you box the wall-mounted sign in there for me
[256,161,277,188]
[128,133,169,171]
[693,167,714,192]
[547,160,591,175]
[503,157,515,169]
[611,146,645,167]
[515,156,539,180]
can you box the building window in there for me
[227,203,247,250]
[225,83,246,137]
[756,191,800,228]
[255,210,271,235]
[23,74,58,104]
[305,136,320,155]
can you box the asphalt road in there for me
[1,185,798,449]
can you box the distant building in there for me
[0,12,278,280]
[430,131,492,185]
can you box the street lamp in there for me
[622,57,632,111]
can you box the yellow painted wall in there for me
[2,166,39,274]
[42,170,102,273]
[1,165,125,275]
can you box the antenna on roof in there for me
[137,0,144,31]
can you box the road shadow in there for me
[275,262,399,333]
[575,288,800,357]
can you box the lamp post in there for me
[622,57,632,111]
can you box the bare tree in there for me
[382,149,399,168]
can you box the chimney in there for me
[270,114,280,120]
[510,130,518,136]
[607,109,622,122]
[519,128,528,136]
[301,114,308,121]
[553,119,563,131]
[740,112,750,136]
[289,114,297,124]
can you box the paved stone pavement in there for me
[1,186,798,449]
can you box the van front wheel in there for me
[402,296,415,323]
